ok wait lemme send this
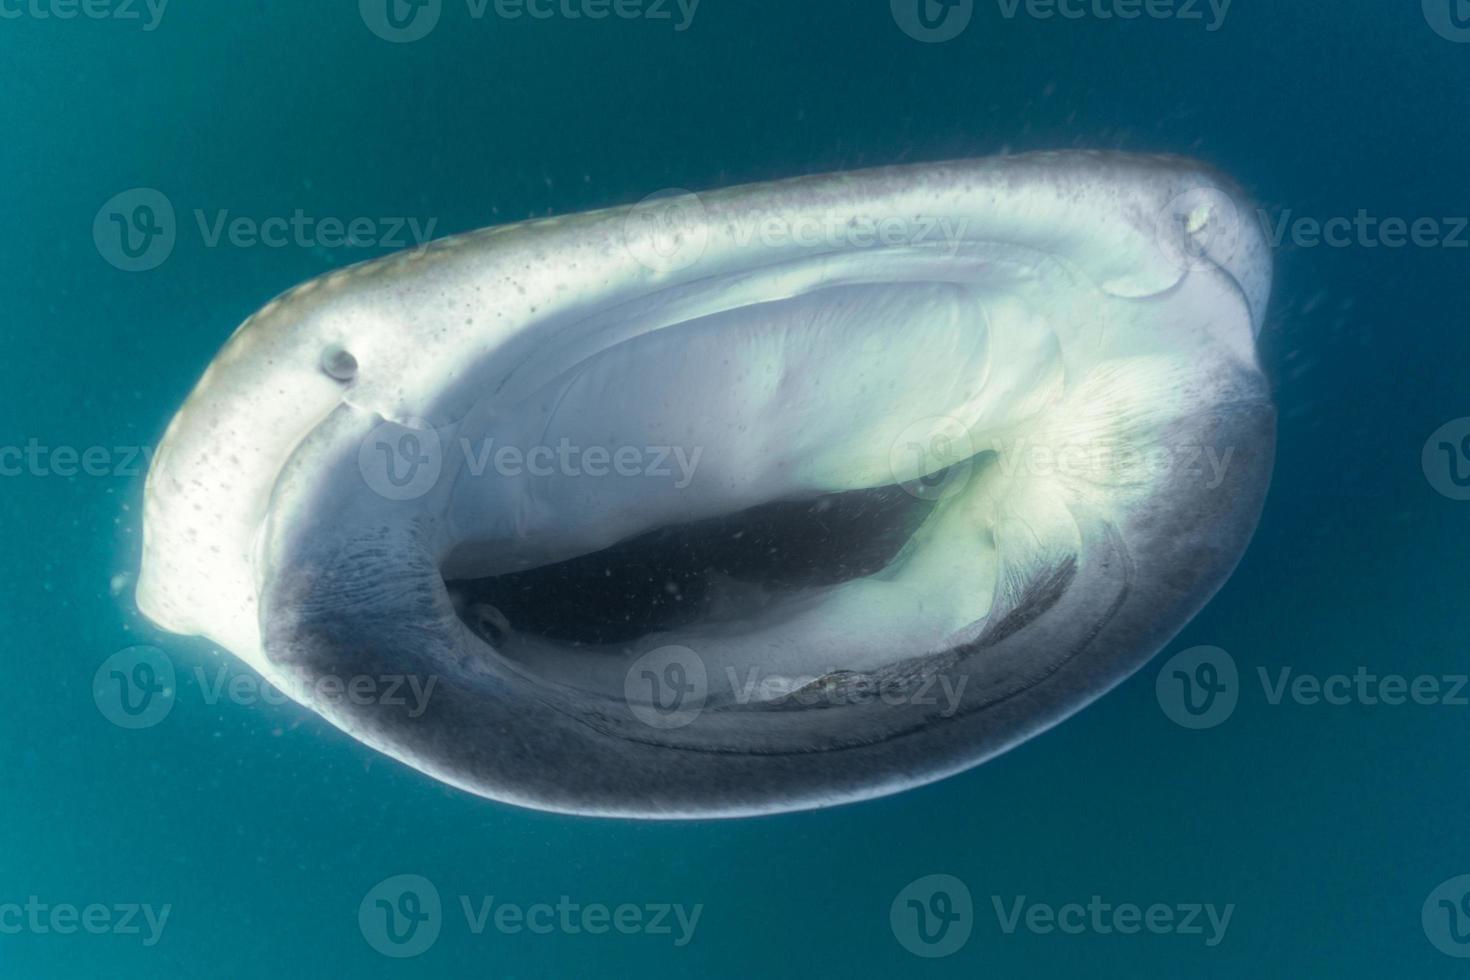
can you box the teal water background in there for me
[3,1,1470,976]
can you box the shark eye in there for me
[319,345,358,382]
[137,152,1274,818]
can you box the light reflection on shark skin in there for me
[137,152,1274,818]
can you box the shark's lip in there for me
[138,150,1275,818]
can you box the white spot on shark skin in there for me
[109,571,133,596]
[136,152,1275,819]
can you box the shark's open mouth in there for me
[137,151,1275,818]
[447,481,941,651]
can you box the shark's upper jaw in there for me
[138,151,1274,818]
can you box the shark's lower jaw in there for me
[139,151,1275,818]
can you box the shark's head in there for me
[138,151,1274,818]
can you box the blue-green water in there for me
[4,1,1470,976]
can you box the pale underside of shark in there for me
[137,151,1275,818]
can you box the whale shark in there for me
[137,151,1274,818]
